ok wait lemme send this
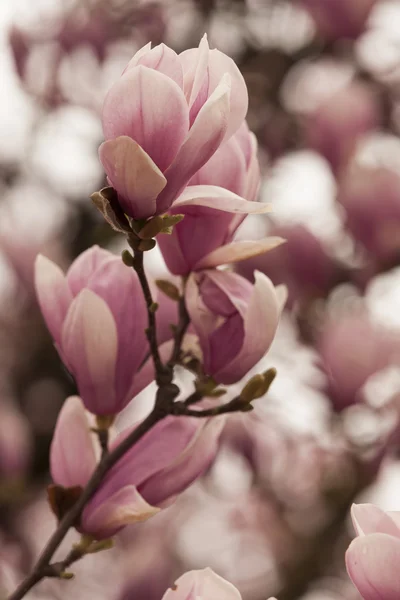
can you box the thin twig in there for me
[168,293,190,368]
[131,249,169,383]
[173,395,249,417]
[183,390,203,406]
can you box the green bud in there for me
[155,279,181,301]
[137,239,156,251]
[160,214,185,234]
[121,250,134,266]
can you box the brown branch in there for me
[168,294,191,368]
[173,394,251,417]
[131,249,170,384]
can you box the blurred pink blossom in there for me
[35,246,151,416]
[319,312,400,411]
[338,165,400,263]
[305,82,380,175]
[300,0,378,40]
[236,223,338,306]
[186,269,285,384]
[99,36,248,219]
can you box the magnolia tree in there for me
[7,37,284,600]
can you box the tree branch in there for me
[131,249,170,384]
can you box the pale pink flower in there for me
[51,397,224,539]
[35,246,151,416]
[99,35,248,220]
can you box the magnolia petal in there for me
[102,66,189,172]
[346,533,400,600]
[99,137,167,220]
[162,568,242,600]
[196,237,285,270]
[66,245,112,296]
[215,271,281,384]
[131,43,183,90]
[124,42,152,72]
[61,290,118,415]
[189,130,246,195]
[50,396,97,488]
[157,75,231,213]
[35,255,72,346]
[82,485,160,539]
[140,417,225,506]
[172,185,271,214]
[351,503,400,538]
[180,34,210,107]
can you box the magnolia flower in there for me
[161,569,242,600]
[305,82,380,175]
[346,503,400,599]
[338,166,400,263]
[185,269,285,384]
[35,246,151,416]
[99,35,248,220]
[51,397,224,540]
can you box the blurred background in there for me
[1,0,400,598]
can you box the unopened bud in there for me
[155,279,181,301]
[239,368,277,403]
[121,250,134,266]
[160,214,184,234]
[137,239,156,251]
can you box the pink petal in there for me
[197,237,285,270]
[99,137,167,220]
[180,34,210,108]
[139,417,225,506]
[66,245,112,296]
[102,66,189,173]
[34,255,72,346]
[86,257,148,403]
[61,290,118,415]
[346,533,400,600]
[162,568,242,600]
[127,43,183,89]
[172,184,271,213]
[189,134,246,195]
[123,42,152,72]
[50,396,97,488]
[157,76,231,213]
[351,503,400,538]
[215,271,281,383]
[82,485,159,539]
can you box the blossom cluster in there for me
[31,38,284,550]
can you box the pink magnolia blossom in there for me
[346,503,400,599]
[51,397,224,540]
[300,0,378,40]
[157,124,283,275]
[338,166,400,263]
[185,269,285,384]
[161,569,242,600]
[318,312,400,411]
[305,82,380,175]
[34,246,151,416]
[99,35,248,220]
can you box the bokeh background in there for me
[1,0,400,598]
